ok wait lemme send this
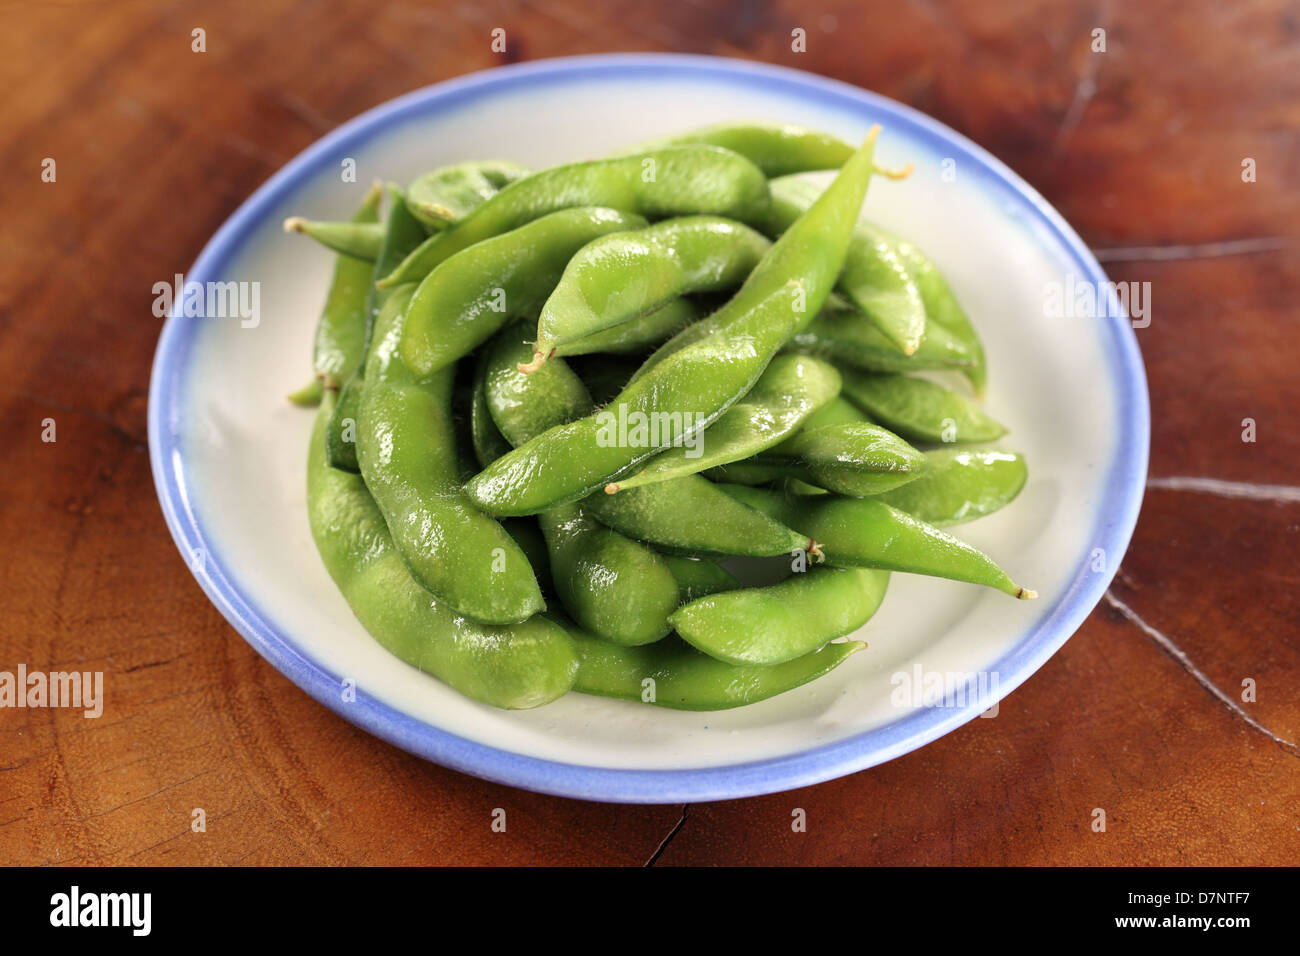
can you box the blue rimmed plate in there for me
[149,53,1148,803]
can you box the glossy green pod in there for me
[355,286,544,624]
[720,484,1034,599]
[604,353,841,493]
[838,370,1006,444]
[614,120,856,176]
[306,395,577,709]
[467,129,882,515]
[400,207,647,378]
[564,627,865,711]
[886,231,988,395]
[560,297,701,358]
[753,421,929,496]
[483,327,679,646]
[661,556,740,603]
[308,185,384,389]
[876,449,1027,526]
[526,215,770,371]
[672,567,890,665]
[379,145,771,288]
[326,185,427,472]
[762,175,926,355]
[405,160,531,229]
[584,474,816,558]
[284,216,384,260]
[790,294,976,373]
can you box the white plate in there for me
[149,54,1148,802]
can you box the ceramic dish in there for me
[148,53,1148,803]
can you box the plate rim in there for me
[148,52,1149,804]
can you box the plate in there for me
[148,53,1148,803]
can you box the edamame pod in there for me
[583,474,817,558]
[355,287,545,624]
[484,328,679,646]
[470,351,515,469]
[326,185,427,472]
[763,175,926,355]
[524,216,771,371]
[839,370,1006,444]
[405,160,531,229]
[561,297,700,358]
[876,449,1027,526]
[379,145,771,288]
[565,628,865,711]
[284,216,384,261]
[752,421,928,496]
[720,484,1034,599]
[614,120,855,176]
[672,568,889,665]
[604,353,840,493]
[467,129,882,515]
[401,207,648,378]
[661,556,739,603]
[887,232,988,395]
[790,295,976,373]
[309,184,384,389]
[307,395,577,709]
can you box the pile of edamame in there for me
[286,121,1034,712]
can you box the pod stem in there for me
[516,347,553,375]
[282,216,308,234]
[1016,587,1038,600]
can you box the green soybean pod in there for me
[672,567,889,666]
[284,216,384,261]
[379,145,771,288]
[661,556,739,603]
[564,628,865,711]
[876,449,1027,526]
[886,231,988,395]
[400,207,648,378]
[763,175,926,355]
[839,369,1006,444]
[790,295,976,373]
[470,351,516,469]
[524,216,771,371]
[306,395,577,709]
[560,297,701,359]
[484,327,679,646]
[308,184,384,389]
[720,484,1034,599]
[754,421,929,496]
[584,474,816,558]
[467,129,882,516]
[355,286,544,625]
[405,159,532,229]
[326,185,428,472]
[603,353,841,493]
[613,120,855,176]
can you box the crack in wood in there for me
[1105,591,1300,758]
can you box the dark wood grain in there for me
[2,0,1296,866]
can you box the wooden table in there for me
[3,0,1296,866]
